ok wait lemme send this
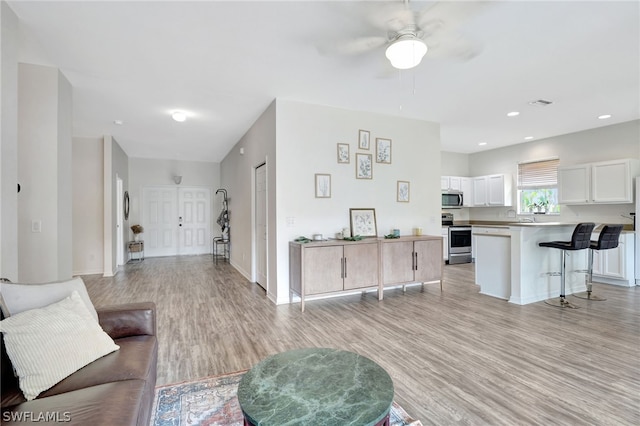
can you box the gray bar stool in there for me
[538,222,595,309]
[574,224,623,301]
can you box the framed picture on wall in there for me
[397,181,410,202]
[358,129,370,150]
[355,153,372,179]
[349,208,377,237]
[315,174,331,198]
[376,138,392,164]
[337,143,350,163]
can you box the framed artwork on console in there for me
[349,208,377,237]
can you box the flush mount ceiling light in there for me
[524,136,534,140]
[507,111,520,117]
[385,33,428,70]
[171,111,187,122]
[478,142,487,146]
[113,120,124,125]
[598,114,612,120]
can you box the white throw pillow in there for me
[0,291,119,401]
[0,277,98,322]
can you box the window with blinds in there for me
[517,158,560,214]
[518,159,559,189]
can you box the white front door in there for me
[178,187,211,255]
[255,164,267,289]
[143,187,178,257]
[142,186,211,257]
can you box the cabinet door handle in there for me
[344,258,348,278]
[414,252,418,271]
[340,258,344,279]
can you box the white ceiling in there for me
[8,0,640,163]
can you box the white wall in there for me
[72,137,103,275]
[441,151,470,176]
[221,101,276,297]
[0,1,19,281]
[455,120,640,225]
[221,99,441,305]
[17,63,72,282]
[103,135,128,277]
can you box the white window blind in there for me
[517,159,559,189]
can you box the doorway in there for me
[142,186,211,257]
[255,163,267,290]
[116,176,124,266]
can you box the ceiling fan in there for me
[323,0,490,70]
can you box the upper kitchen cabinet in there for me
[558,159,640,204]
[441,176,462,191]
[472,174,513,207]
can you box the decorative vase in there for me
[134,234,140,242]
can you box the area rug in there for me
[151,370,422,426]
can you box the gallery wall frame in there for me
[397,181,410,202]
[376,138,392,164]
[355,153,373,179]
[315,173,331,198]
[337,143,350,163]
[358,129,370,150]
[349,208,377,237]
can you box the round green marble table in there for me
[237,348,394,426]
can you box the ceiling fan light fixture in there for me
[385,35,427,70]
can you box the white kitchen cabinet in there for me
[442,227,449,261]
[474,227,511,300]
[558,159,639,205]
[472,174,512,207]
[472,176,488,206]
[441,176,463,191]
[591,232,635,286]
[461,178,472,207]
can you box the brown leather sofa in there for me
[1,302,158,425]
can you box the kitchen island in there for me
[473,223,591,305]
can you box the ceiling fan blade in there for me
[363,1,417,33]
[417,1,492,32]
[424,31,484,61]
[317,36,388,56]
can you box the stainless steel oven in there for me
[442,213,472,264]
[448,226,472,264]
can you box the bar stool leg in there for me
[573,249,606,301]
[545,250,580,309]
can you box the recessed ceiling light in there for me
[172,111,187,122]
[598,114,612,120]
[507,111,520,117]
[113,120,124,125]
[524,136,534,140]
[478,142,487,146]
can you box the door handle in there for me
[344,258,347,278]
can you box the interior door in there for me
[178,187,211,255]
[142,187,178,257]
[255,164,267,289]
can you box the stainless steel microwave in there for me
[442,190,463,208]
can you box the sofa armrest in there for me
[97,302,156,339]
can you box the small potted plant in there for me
[131,224,144,242]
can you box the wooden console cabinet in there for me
[290,235,442,311]
[289,240,379,312]
[380,236,442,289]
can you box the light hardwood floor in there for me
[83,255,640,425]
